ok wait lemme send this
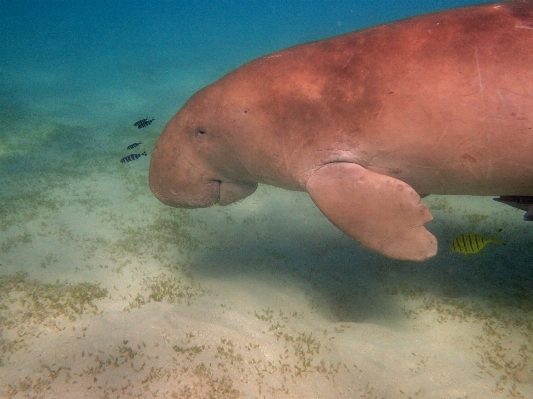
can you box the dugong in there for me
[149,1,533,261]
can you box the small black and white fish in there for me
[126,141,143,150]
[134,117,155,129]
[120,151,147,163]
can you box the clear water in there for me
[1,1,532,398]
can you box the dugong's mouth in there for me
[156,179,258,208]
[163,179,220,208]
[216,179,258,206]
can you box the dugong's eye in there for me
[197,130,206,135]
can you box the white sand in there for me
[1,166,533,398]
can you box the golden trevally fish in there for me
[451,232,502,255]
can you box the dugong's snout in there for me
[149,146,258,208]
[149,174,219,208]
[149,175,258,208]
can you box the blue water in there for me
[2,1,533,398]
[0,0,485,177]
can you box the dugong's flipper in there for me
[306,163,437,261]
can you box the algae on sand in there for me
[0,272,108,365]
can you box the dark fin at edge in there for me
[494,196,533,221]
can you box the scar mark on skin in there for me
[342,53,355,69]
[187,159,209,178]
[475,47,483,93]
[376,104,384,121]
[515,25,533,30]
[188,160,202,173]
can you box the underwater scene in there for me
[1,0,533,398]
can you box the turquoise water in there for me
[0,0,483,177]
[2,1,533,398]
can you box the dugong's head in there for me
[149,86,259,208]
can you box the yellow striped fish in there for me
[451,232,502,255]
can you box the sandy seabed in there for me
[1,155,533,399]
